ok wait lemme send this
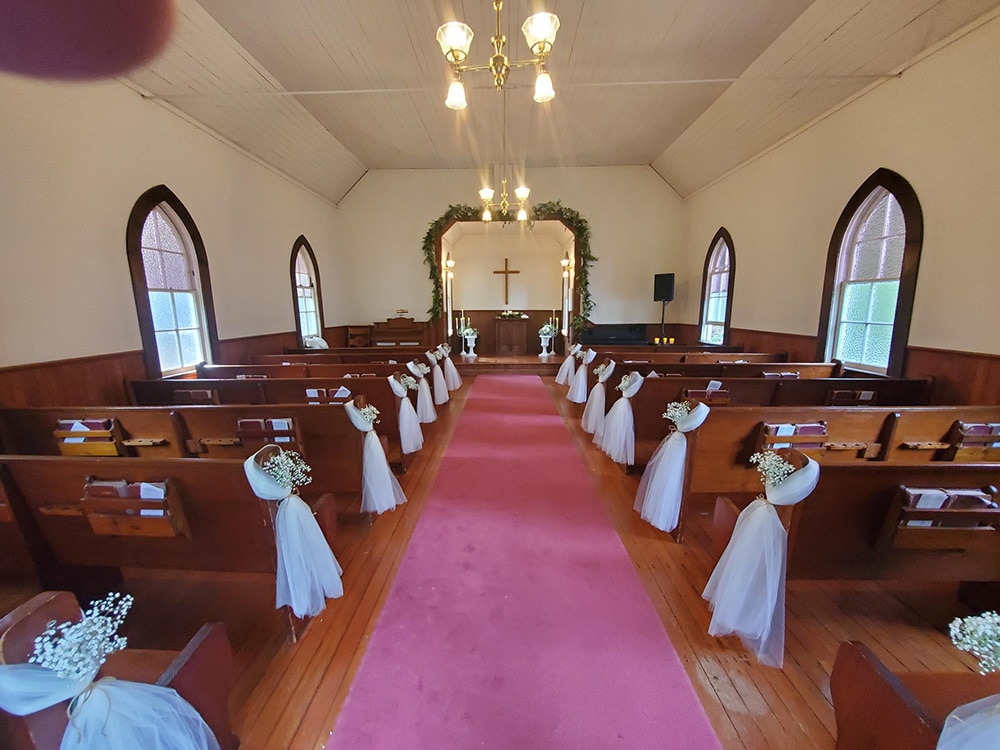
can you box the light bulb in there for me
[517,208,528,221]
[482,208,492,223]
[534,70,555,103]
[514,185,530,202]
[436,22,474,63]
[445,80,467,110]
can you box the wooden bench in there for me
[252,347,431,365]
[576,361,845,399]
[595,351,789,364]
[712,462,1000,581]
[830,640,1000,750]
[0,404,366,505]
[198,363,409,379]
[127,376,411,469]
[0,455,339,591]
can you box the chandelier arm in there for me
[507,58,546,69]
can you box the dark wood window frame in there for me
[698,227,736,345]
[289,235,326,346]
[815,168,923,378]
[126,185,220,379]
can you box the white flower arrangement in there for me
[574,349,587,361]
[593,362,607,378]
[950,610,1000,674]
[460,326,478,337]
[30,592,133,681]
[615,374,632,393]
[440,343,452,355]
[749,450,796,488]
[359,404,381,424]
[262,449,313,489]
[399,374,418,391]
[662,400,692,425]
[429,349,444,361]
[416,362,431,375]
[538,323,556,336]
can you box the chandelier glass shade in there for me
[436,1,559,110]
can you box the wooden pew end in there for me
[712,496,740,561]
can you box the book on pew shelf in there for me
[84,479,129,497]
[59,419,112,443]
[269,418,293,443]
[331,386,351,398]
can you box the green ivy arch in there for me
[421,200,596,332]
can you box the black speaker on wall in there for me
[653,273,675,302]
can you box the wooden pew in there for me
[198,363,404,379]
[127,377,409,470]
[830,641,1000,750]
[0,455,338,584]
[0,404,365,505]
[595,351,790,364]
[714,462,1000,581]
[577,361,844,398]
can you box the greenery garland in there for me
[531,200,596,333]
[421,200,596,332]
[421,204,480,320]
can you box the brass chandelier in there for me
[436,0,560,110]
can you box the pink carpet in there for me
[328,375,720,749]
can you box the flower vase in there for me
[464,334,478,357]
[539,335,552,357]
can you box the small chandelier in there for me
[479,177,530,223]
[437,0,560,110]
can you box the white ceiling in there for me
[124,0,1000,204]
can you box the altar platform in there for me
[453,354,562,376]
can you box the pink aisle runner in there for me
[328,375,720,749]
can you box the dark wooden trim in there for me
[126,185,221,379]
[815,168,923,377]
[697,227,736,345]
[289,235,326,347]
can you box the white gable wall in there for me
[0,74,342,368]
[682,15,1000,356]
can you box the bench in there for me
[0,404,366,506]
[0,455,339,598]
[127,377,411,469]
[830,640,1000,750]
[712,462,1000,581]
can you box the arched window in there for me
[699,228,735,345]
[290,236,325,344]
[817,169,922,376]
[126,186,219,378]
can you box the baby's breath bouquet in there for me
[594,362,608,378]
[399,374,418,391]
[359,404,381,424]
[30,592,133,681]
[539,322,556,336]
[415,362,431,375]
[662,400,692,425]
[430,349,444,361]
[263,449,313,490]
[950,610,1000,674]
[749,450,796,488]
[574,348,588,361]
[460,326,478,337]
[616,374,633,393]
[440,343,452,355]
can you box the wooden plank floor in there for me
[0,375,981,749]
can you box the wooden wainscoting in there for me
[905,346,1000,406]
[728,328,818,363]
[218,331,300,364]
[0,350,147,407]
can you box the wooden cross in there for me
[492,258,520,306]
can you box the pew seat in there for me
[830,640,1000,750]
[0,591,238,750]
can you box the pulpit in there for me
[496,319,527,355]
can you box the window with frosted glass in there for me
[831,189,905,373]
[140,207,207,374]
[701,238,731,344]
[294,251,321,338]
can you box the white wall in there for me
[449,229,563,311]
[334,166,684,325]
[682,16,1000,356]
[0,73,340,368]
